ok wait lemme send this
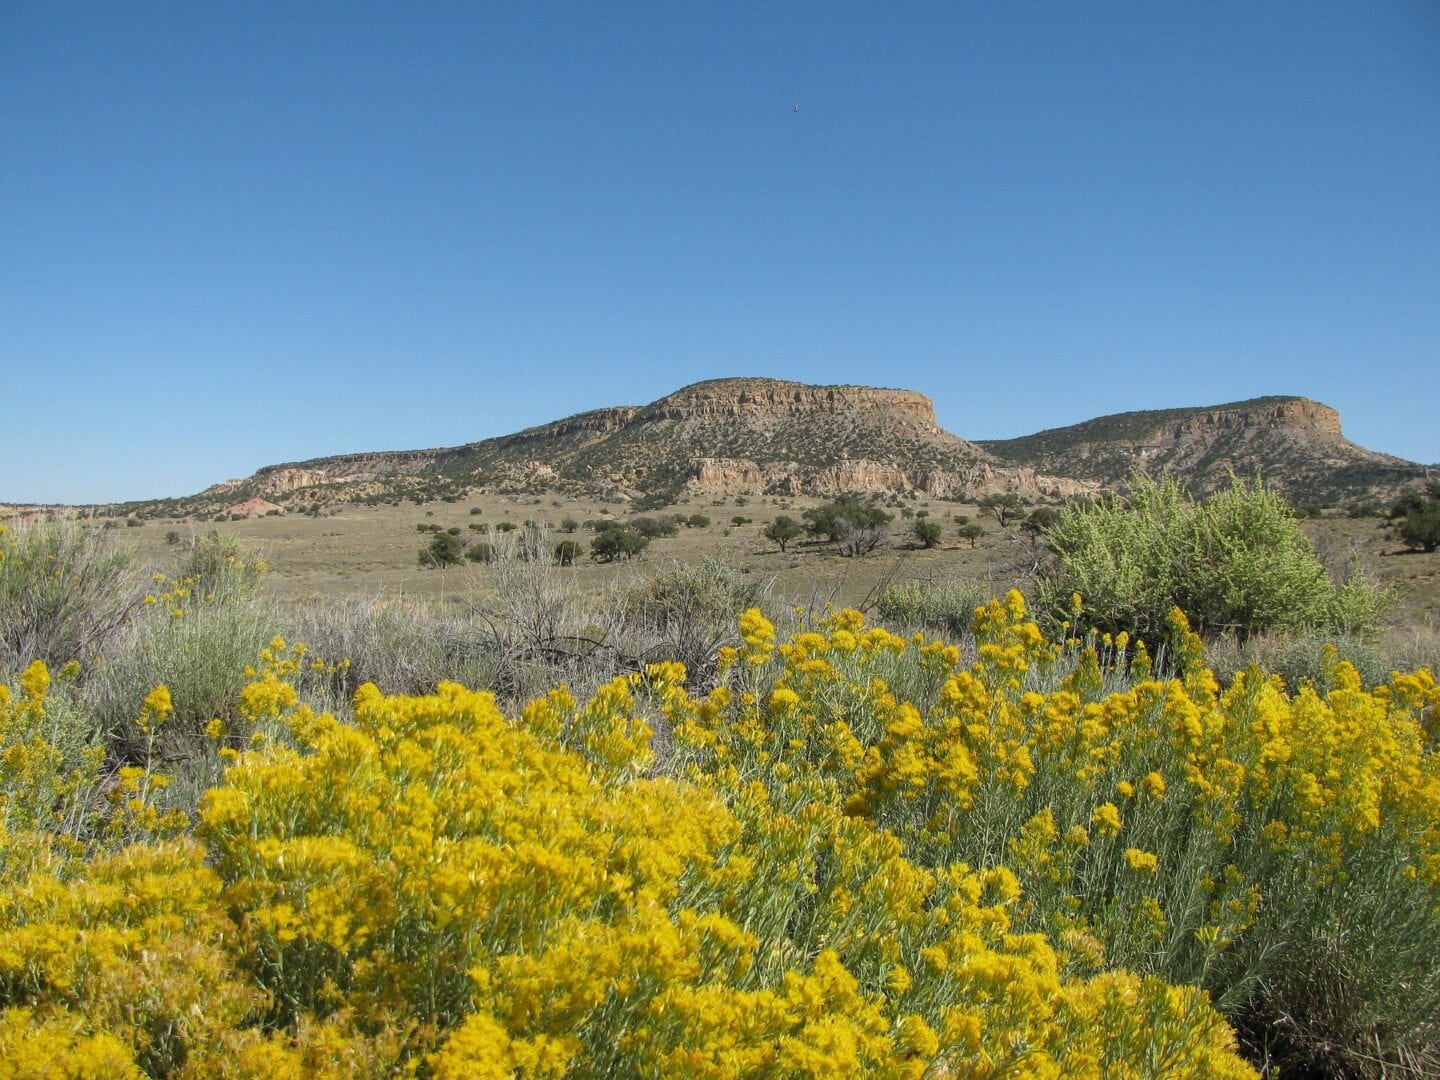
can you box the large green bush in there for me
[0,522,145,669]
[1036,474,1388,639]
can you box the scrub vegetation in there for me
[2,481,1439,1076]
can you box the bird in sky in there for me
[792,104,799,113]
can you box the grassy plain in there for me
[114,490,1440,639]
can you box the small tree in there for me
[1398,503,1440,552]
[957,523,985,548]
[912,520,943,549]
[803,496,892,556]
[419,532,465,568]
[632,516,678,539]
[590,526,649,563]
[763,516,804,552]
[553,540,582,566]
[977,493,1025,528]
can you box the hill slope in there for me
[192,378,1094,511]
[978,396,1428,504]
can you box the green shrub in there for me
[912,520,943,548]
[1036,474,1389,639]
[590,526,648,562]
[1399,504,1440,553]
[802,496,891,556]
[418,532,465,568]
[0,522,146,670]
[874,578,990,638]
[956,523,984,547]
[762,516,803,552]
[181,531,265,597]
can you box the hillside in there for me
[31,383,1430,519]
[175,378,1095,512]
[978,396,1429,504]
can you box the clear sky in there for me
[4,2,1437,504]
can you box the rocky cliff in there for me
[979,396,1424,502]
[183,378,1087,506]
[158,384,1424,513]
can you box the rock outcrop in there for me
[144,382,1422,513]
[980,396,1423,502]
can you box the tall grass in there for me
[0,521,147,669]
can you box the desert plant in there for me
[0,521,147,670]
[419,531,465,568]
[957,523,985,547]
[977,493,1025,528]
[591,526,649,562]
[912,520,943,549]
[803,496,892,556]
[763,515,803,552]
[874,577,990,637]
[1036,473,1389,639]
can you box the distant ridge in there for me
[13,382,1429,512]
[188,378,1093,510]
[978,396,1427,503]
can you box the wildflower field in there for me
[2,522,1439,1077]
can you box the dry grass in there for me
[23,497,1440,646]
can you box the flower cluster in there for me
[5,593,1438,1074]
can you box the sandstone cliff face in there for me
[254,467,335,494]
[1155,399,1343,444]
[645,380,937,425]
[688,457,1097,500]
[172,383,1416,512]
[979,395,1423,502]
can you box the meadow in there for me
[2,487,1439,1077]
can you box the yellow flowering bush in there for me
[4,593,1439,1075]
[672,595,1440,1074]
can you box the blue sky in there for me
[3,2,1437,504]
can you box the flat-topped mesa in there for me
[1171,398,1343,439]
[642,378,938,425]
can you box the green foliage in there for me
[552,540,581,566]
[0,522,146,670]
[630,487,680,512]
[874,578,990,637]
[1399,505,1440,552]
[762,515,803,552]
[1036,474,1389,639]
[418,532,465,568]
[630,515,679,539]
[465,542,494,564]
[686,513,711,529]
[590,526,649,562]
[1395,485,1440,552]
[802,495,892,556]
[977,493,1025,528]
[1022,506,1062,534]
[912,519,943,548]
[956,523,985,547]
[181,531,265,597]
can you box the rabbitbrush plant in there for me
[1036,473,1389,639]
